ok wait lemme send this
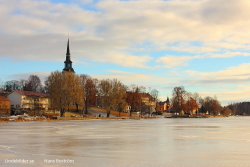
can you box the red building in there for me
[157,97,171,112]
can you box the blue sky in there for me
[1,0,250,105]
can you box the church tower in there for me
[63,38,75,73]
[166,97,171,110]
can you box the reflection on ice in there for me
[174,125,220,128]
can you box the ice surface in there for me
[1,117,250,167]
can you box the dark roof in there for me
[12,90,49,97]
[158,102,165,105]
[126,92,153,99]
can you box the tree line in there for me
[44,71,159,117]
[0,71,159,117]
[2,73,248,117]
[1,75,44,92]
[171,86,232,116]
[227,102,250,115]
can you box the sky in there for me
[0,0,250,106]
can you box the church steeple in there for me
[63,38,75,73]
[166,97,170,104]
[66,38,70,56]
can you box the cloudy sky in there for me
[1,0,250,105]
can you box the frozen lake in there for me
[1,117,250,167]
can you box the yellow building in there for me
[140,93,156,114]
[7,90,49,110]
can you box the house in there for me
[157,97,171,112]
[140,93,156,114]
[198,106,209,115]
[126,92,156,115]
[7,90,49,110]
[0,96,11,115]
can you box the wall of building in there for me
[7,91,21,108]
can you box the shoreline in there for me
[0,116,160,122]
[1,115,247,123]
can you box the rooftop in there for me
[13,90,49,97]
[0,96,11,101]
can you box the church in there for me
[63,39,75,73]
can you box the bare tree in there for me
[45,71,65,116]
[79,75,97,114]
[45,71,85,117]
[0,79,4,90]
[201,96,222,115]
[149,89,159,114]
[126,85,141,116]
[220,107,232,116]
[63,72,85,113]
[171,86,187,114]
[4,80,22,92]
[20,79,28,90]
[98,79,126,117]
[25,75,43,92]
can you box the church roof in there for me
[63,38,75,73]
[158,101,165,105]
[158,97,170,105]
[166,97,170,103]
[66,38,70,56]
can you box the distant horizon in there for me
[1,0,250,106]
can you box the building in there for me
[158,97,171,112]
[140,93,156,114]
[126,92,156,115]
[0,96,11,115]
[63,38,75,73]
[198,106,209,115]
[7,90,49,110]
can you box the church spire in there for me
[66,38,70,56]
[166,97,170,103]
[63,38,75,73]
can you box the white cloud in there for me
[185,63,250,81]
[156,55,201,68]
[92,70,177,87]
[7,71,51,83]
[199,84,250,105]
[1,0,250,68]
[209,52,250,58]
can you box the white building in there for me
[7,90,49,110]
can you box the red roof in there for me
[140,93,152,98]
[0,96,10,101]
[13,90,49,97]
[126,92,152,98]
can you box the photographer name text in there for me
[44,159,74,164]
